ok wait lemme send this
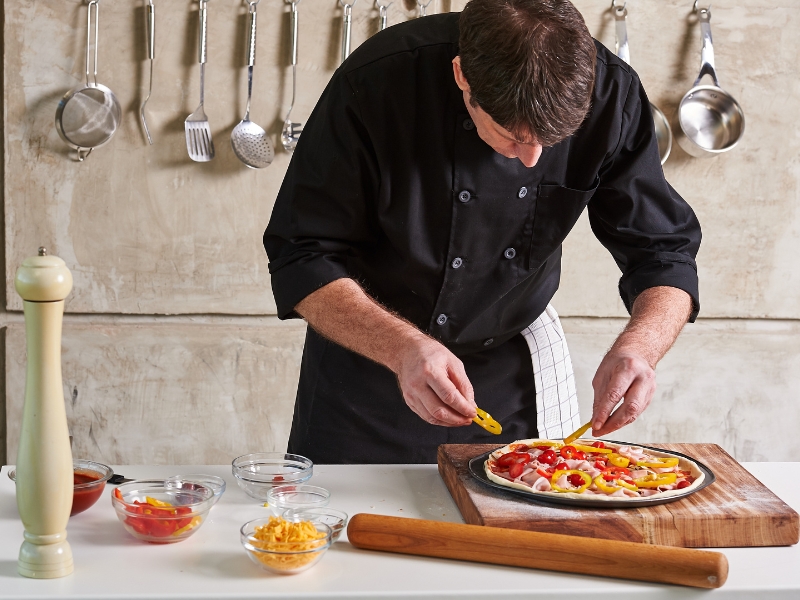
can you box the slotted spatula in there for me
[185,0,214,162]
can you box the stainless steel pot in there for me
[677,5,744,157]
[613,1,672,165]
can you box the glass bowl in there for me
[266,485,330,516]
[282,507,349,542]
[241,517,332,574]
[111,479,214,544]
[9,459,114,516]
[232,453,313,502]
[167,474,226,507]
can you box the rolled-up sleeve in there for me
[588,74,702,321]
[264,72,379,319]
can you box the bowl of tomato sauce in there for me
[8,459,114,516]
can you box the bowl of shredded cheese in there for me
[241,516,332,574]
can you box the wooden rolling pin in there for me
[347,513,727,589]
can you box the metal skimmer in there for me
[231,0,274,168]
[185,0,214,162]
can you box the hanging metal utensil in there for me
[231,0,274,168]
[340,0,358,64]
[417,0,433,17]
[140,0,155,145]
[376,0,392,31]
[612,0,672,165]
[677,3,744,157]
[281,0,303,153]
[55,0,121,162]
[185,0,215,162]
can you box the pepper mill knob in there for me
[14,248,74,578]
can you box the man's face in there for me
[452,57,543,169]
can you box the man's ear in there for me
[452,56,470,92]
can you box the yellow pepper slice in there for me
[572,443,612,454]
[145,496,173,508]
[550,469,592,493]
[636,457,680,469]
[172,516,202,537]
[607,453,630,468]
[531,440,564,448]
[633,472,678,488]
[593,475,638,494]
[472,407,502,435]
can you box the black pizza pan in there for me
[468,441,716,509]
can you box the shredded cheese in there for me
[248,517,327,572]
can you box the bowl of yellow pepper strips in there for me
[112,479,215,543]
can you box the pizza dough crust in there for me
[484,439,706,501]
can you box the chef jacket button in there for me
[436,314,448,325]
[504,248,517,259]
[463,118,475,131]
[451,257,463,269]
[483,338,494,346]
[518,186,528,198]
[458,190,471,203]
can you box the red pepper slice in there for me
[536,467,554,478]
[560,445,578,460]
[602,466,632,481]
[496,451,531,467]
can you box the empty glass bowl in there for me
[112,479,215,543]
[167,474,226,507]
[232,453,313,502]
[241,517,332,574]
[282,507,349,542]
[266,485,330,516]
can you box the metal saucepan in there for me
[613,1,672,164]
[677,4,744,157]
[55,0,121,161]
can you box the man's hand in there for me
[590,286,693,436]
[295,278,477,427]
[395,334,476,426]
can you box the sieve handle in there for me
[613,3,630,65]
[198,0,208,65]
[247,1,257,67]
[85,0,100,86]
[695,7,719,87]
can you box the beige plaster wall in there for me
[2,0,799,465]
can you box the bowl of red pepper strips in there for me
[112,479,215,543]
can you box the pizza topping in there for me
[607,453,631,468]
[559,445,578,460]
[601,466,632,481]
[572,443,612,454]
[633,472,678,488]
[538,449,558,465]
[594,475,637,494]
[636,457,680,469]
[550,469,592,493]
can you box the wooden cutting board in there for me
[438,443,799,548]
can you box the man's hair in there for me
[459,0,596,146]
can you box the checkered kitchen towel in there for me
[520,304,582,439]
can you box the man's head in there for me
[454,0,596,166]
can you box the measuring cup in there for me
[677,4,744,157]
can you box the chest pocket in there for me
[527,178,599,270]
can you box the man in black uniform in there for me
[264,0,701,464]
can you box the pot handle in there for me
[695,7,720,87]
[613,2,630,65]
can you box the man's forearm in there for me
[610,286,694,368]
[294,278,425,374]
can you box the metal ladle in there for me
[281,0,302,153]
[677,3,744,157]
[613,1,672,165]
[231,0,274,168]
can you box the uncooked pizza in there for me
[485,439,705,500]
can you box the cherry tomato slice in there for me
[538,449,557,465]
[497,452,531,467]
[560,445,577,460]
[591,441,606,449]
[567,473,585,488]
[508,462,526,479]
[676,479,692,489]
[573,451,587,461]
[510,444,530,453]
[602,466,632,481]
[554,462,570,472]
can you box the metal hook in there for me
[692,1,712,13]
[339,0,358,7]
[611,0,626,9]
[417,0,433,16]
[247,0,259,13]
[76,147,93,162]
[375,0,392,7]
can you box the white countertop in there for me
[1,462,798,599]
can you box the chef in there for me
[264,0,701,464]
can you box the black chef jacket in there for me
[264,13,701,464]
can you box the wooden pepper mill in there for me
[14,247,74,578]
